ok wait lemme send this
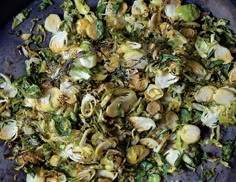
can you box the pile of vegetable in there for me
[1,0,236,181]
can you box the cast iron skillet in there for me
[0,0,236,181]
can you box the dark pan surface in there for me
[0,0,236,181]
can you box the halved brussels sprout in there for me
[36,87,61,112]
[146,101,163,115]
[105,88,137,118]
[201,107,221,128]
[76,14,104,40]
[0,74,17,98]
[129,74,149,91]
[139,138,159,149]
[76,41,97,68]
[117,41,142,53]
[122,50,145,68]
[0,120,18,141]
[81,94,96,117]
[213,87,235,106]
[49,31,68,53]
[105,15,126,29]
[69,66,92,81]
[44,14,61,33]
[129,116,156,132]
[194,86,216,102]
[62,144,94,163]
[144,84,163,101]
[76,18,90,36]
[163,111,178,130]
[180,28,196,38]
[195,36,217,59]
[180,124,201,144]
[86,20,104,40]
[167,30,188,48]
[60,81,79,104]
[104,54,120,73]
[155,71,179,89]
[164,148,181,166]
[131,0,149,17]
[186,60,207,79]
[214,44,233,64]
[176,4,200,22]
[164,0,181,19]
[100,149,123,171]
[78,168,96,182]
[126,145,150,165]
[52,115,72,136]
[95,139,117,160]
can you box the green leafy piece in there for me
[201,168,215,181]
[139,161,153,171]
[160,53,179,63]
[32,34,44,44]
[148,174,161,182]
[14,76,42,98]
[12,9,31,29]
[69,66,92,81]
[202,16,236,46]
[180,109,192,123]
[0,74,18,98]
[96,20,105,40]
[38,49,60,63]
[135,171,147,182]
[52,115,72,136]
[176,4,200,22]
[183,144,203,168]
[25,85,42,99]
[221,140,236,163]
[195,36,217,59]
[205,60,224,69]
[96,0,108,19]
[38,0,54,11]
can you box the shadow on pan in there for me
[0,0,236,182]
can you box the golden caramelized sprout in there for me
[0,120,19,141]
[144,84,163,101]
[2,0,236,180]
[214,44,233,64]
[44,14,62,33]
[126,145,150,165]
[105,88,137,118]
[49,31,68,53]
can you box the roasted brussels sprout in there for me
[1,0,236,181]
